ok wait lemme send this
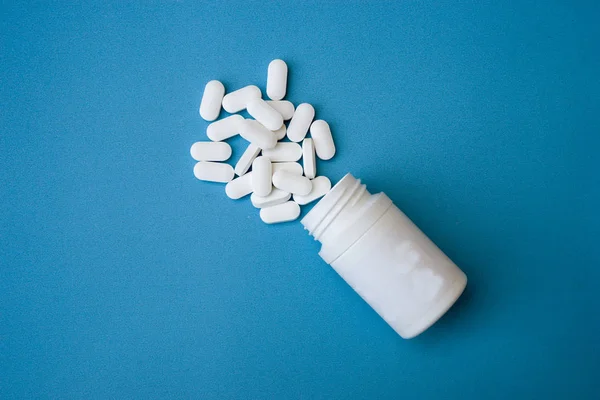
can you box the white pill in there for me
[234,143,261,176]
[310,120,336,160]
[260,201,300,224]
[252,156,272,197]
[293,176,331,205]
[190,141,232,161]
[271,162,303,176]
[247,99,284,131]
[266,59,288,101]
[225,172,253,199]
[193,162,234,183]
[266,101,295,120]
[251,188,291,208]
[272,170,312,195]
[239,119,277,150]
[199,80,225,121]
[206,115,243,142]
[287,103,314,142]
[261,142,302,162]
[222,85,261,113]
[273,125,286,140]
[302,138,316,179]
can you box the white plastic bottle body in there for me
[301,173,467,339]
[330,204,466,338]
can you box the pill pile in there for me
[192,59,336,224]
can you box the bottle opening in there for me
[301,173,367,242]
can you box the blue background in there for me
[2,1,599,399]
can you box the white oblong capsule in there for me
[273,124,286,140]
[260,201,300,224]
[225,172,253,199]
[287,103,314,142]
[266,59,288,101]
[199,80,225,121]
[293,176,331,205]
[252,156,272,197]
[266,101,294,120]
[238,119,277,150]
[272,170,312,195]
[234,143,261,176]
[261,142,302,162]
[271,162,303,176]
[302,138,316,179]
[310,120,336,160]
[193,162,234,183]
[206,115,243,142]
[190,141,232,161]
[247,99,284,131]
[251,188,291,209]
[222,85,261,113]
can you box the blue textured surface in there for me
[2,1,600,399]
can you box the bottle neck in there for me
[301,174,367,241]
[301,174,392,263]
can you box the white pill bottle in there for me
[301,174,467,339]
